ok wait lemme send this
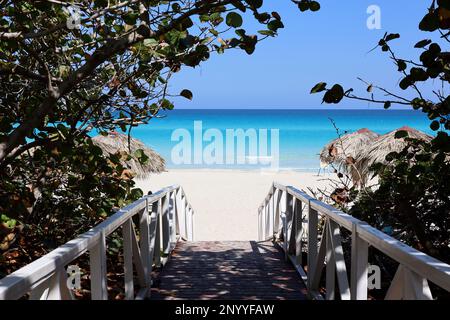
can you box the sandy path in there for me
[135,169,333,241]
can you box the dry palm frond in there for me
[92,132,165,178]
[355,126,433,182]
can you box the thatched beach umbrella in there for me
[355,126,433,179]
[92,132,165,178]
[320,128,380,187]
[320,128,380,169]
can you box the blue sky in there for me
[170,0,438,109]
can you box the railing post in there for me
[178,189,187,240]
[285,191,295,257]
[29,268,74,300]
[350,222,368,300]
[294,198,303,265]
[257,208,261,241]
[149,199,159,270]
[325,219,336,300]
[265,201,270,240]
[274,189,282,238]
[307,200,318,292]
[90,230,108,300]
[139,199,152,291]
[154,199,162,267]
[184,200,189,240]
[385,265,433,300]
[169,191,176,246]
[271,186,275,239]
[190,207,194,241]
[161,194,170,255]
[122,218,134,300]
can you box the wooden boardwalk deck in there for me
[150,241,307,300]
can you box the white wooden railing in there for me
[258,182,450,300]
[0,185,194,300]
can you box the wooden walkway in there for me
[150,241,307,300]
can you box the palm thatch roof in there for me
[355,126,433,180]
[92,132,166,178]
[320,128,380,170]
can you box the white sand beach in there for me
[135,169,334,241]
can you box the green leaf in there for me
[267,19,284,32]
[161,99,174,110]
[231,0,247,12]
[246,0,263,9]
[143,38,158,47]
[397,60,407,72]
[310,1,321,12]
[414,39,432,48]
[258,30,276,37]
[310,82,327,94]
[134,149,144,158]
[385,151,398,161]
[385,33,400,42]
[430,120,440,131]
[272,11,281,20]
[130,188,144,200]
[399,76,412,90]
[419,12,440,32]
[123,13,138,25]
[226,12,243,28]
[298,1,309,12]
[323,84,344,104]
[199,15,210,22]
[180,89,193,100]
[410,67,428,82]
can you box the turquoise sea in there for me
[131,109,433,171]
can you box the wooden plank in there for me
[311,222,327,291]
[325,219,336,300]
[294,198,303,266]
[286,193,295,256]
[273,189,281,237]
[47,268,74,300]
[328,219,350,300]
[258,208,262,241]
[148,200,160,273]
[265,202,270,240]
[189,207,194,241]
[307,201,318,291]
[270,186,275,239]
[90,230,108,300]
[403,267,433,300]
[350,222,368,300]
[139,201,152,288]
[28,275,53,300]
[169,191,176,244]
[130,223,146,287]
[154,199,162,267]
[29,268,74,300]
[122,219,134,300]
[177,189,186,240]
[385,265,405,300]
[184,201,189,240]
[161,195,170,255]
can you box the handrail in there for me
[0,185,195,300]
[258,182,450,300]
